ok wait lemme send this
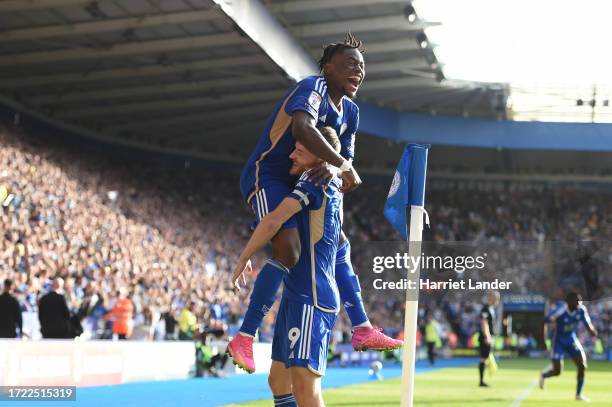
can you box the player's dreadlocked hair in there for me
[317,32,365,72]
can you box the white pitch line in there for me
[509,378,539,407]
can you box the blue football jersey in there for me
[239,75,359,203]
[547,304,592,342]
[282,171,343,313]
[318,94,359,162]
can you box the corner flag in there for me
[384,143,429,407]
[384,144,429,240]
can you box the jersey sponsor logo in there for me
[308,91,322,111]
[388,170,401,198]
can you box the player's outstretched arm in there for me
[292,111,362,193]
[581,308,598,337]
[231,197,302,291]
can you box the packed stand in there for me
[0,123,610,353]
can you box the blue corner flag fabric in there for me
[383,144,429,240]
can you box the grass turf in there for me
[229,358,611,406]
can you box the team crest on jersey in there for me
[388,170,401,198]
[308,91,322,111]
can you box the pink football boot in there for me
[227,334,256,373]
[352,326,403,352]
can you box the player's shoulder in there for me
[298,75,328,96]
[342,96,359,113]
[550,303,568,318]
[297,171,343,198]
[296,170,321,190]
[578,304,589,314]
[298,169,314,183]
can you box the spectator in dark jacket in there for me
[38,278,71,339]
[0,278,22,338]
[163,304,178,340]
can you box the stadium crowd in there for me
[0,123,610,353]
[0,123,251,340]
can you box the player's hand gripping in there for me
[341,166,362,193]
[231,258,252,292]
[308,162,337,187]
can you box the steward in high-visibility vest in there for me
[178,302,198,340]
[424,316,440,366]
[110,290,133,339]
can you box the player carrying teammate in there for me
[233,128,343,407]
[539,292,598,402]
[228,33,402,374]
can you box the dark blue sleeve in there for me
[285,80,324,120]
[340,105,358,160]
[288,173,324,210]
[479,306,489,320]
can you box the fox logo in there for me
[262,305,271,315]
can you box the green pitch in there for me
[229,359,611,406]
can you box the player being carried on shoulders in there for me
[539,292,598,402]
[228,33,401,374]
[233,128,345,406]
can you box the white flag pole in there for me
[400,206,425,407]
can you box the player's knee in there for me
[272,230,301,269]
[285,245,300,269]
[268,372,291,395]
[291,370,318,405]
[291,380,308,404]
[274,250,299,270]
[293,388,320,407]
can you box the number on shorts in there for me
[288,327,301,349]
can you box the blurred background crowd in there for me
[0,122,610,355]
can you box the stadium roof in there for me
[265,0,508,116]
[0,0,508,158]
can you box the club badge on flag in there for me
[383,144,430,240]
